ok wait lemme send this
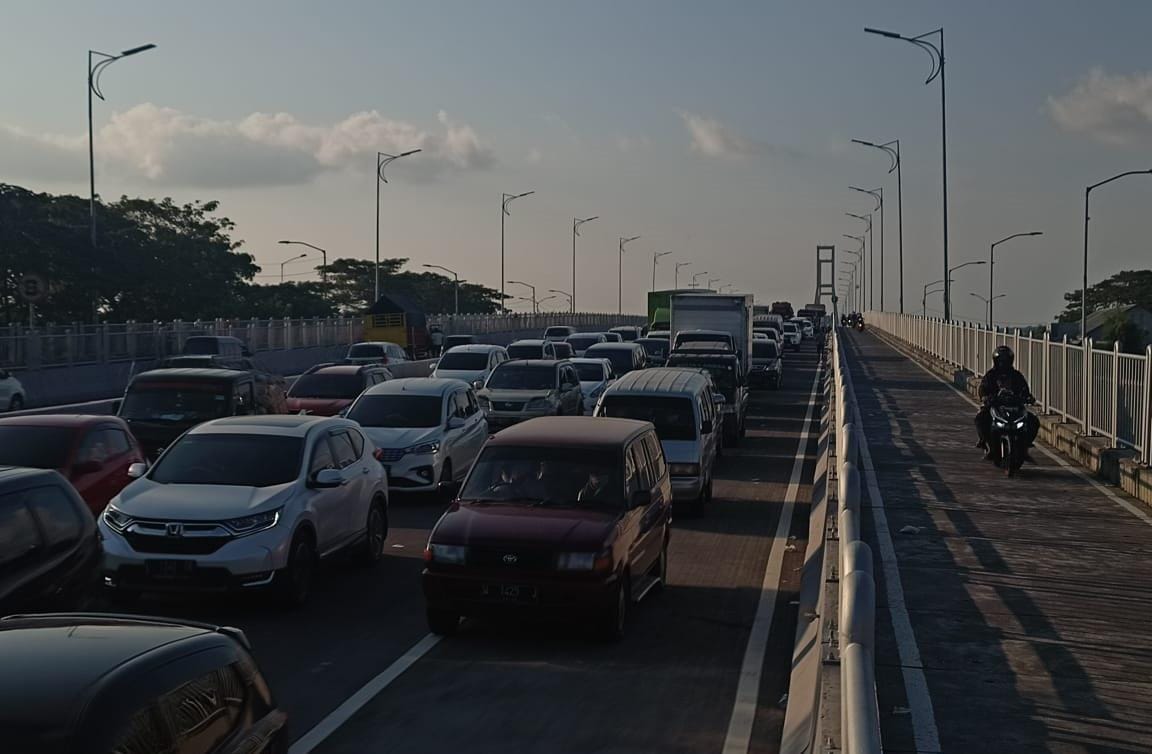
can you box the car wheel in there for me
[598,576,629,642]
[437,460,455,502]
[273,531,317,608]
[427,607,460,636]
[355,500,388,566]
[8,395,23,411]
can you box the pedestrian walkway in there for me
[843,330,1152,754]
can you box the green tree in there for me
[1102,308,1148,353]
[237,282,337,318]
[320,257,504,314]
[1057,269,1152,322]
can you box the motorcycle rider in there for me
[975,345,1039,461]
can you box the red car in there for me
[423,416,672,640]
[286,364,393,416]
[0,414,147,515]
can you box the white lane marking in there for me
[723,363,822,754]
[844,346,942,753]
[288,633,441,754]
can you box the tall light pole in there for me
[851,186,883,311]
[970,292,1005,325]
[280,253,308,283]
[675,262,691,289]
[1082,170,1152,340]
[839,272,855,312]
[278,240,328,283]
[853,138,904,313]
[507,280,537,313]
[846,212,872,309]
[572,215,598,312]
[375,149,421,301]
[88,43,156,250]
[424,264,461,316]
[618,235,641,315]
[988,231,1042,327]
[921,277,954,316]
[865,26,948,319]
[536,294,559,311]
[500,191,535,310]
[548,289,574,311]
[843,247,862,311]
[707,277,720,291]
[652,251,672,291]
[691,271,708,289]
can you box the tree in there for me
[1102,308,1148,354]
[1057,269,1152,322]
[237,282,337,318]
[320,257,504,315]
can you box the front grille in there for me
[468,547,555,571]
[124,521,230,555]
[492,401,524,412]
[379,448,405,463]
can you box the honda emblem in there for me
[502,553,518,565]
[165,522,184,537]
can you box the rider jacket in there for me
[978,368,1033,405]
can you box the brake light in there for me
[594,551,614,574]
[423,545,433,563]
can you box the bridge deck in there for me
[844,331,1152,754]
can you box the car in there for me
[781,322,802,349]
[570,357,615,414]
[0,368,25,411]
[608,325,643,342]
[0,613,288,754]
[551,341,574,360]
[345,341,410,366]
[443,334,477,351]
[566,332,607,356]
[286,363,393,416]
[543,325,578,342]
[645,330,671,342]
[422,416,672,640]
[672,329,735,353]
[635,337,670,367]
[506,339,559,360]
[99,414,389,605]
[477,360,584,429]
[0,415,147,515]
[601,331,623,343]
[750,339,784,389]
[156,354,257,371]
[594,368,720,513]
[753,332,770,341]
[180,335,252,359]
[790,317,814,338]
[347,378,488,494]
[754,328,781,345]
[0,468,101,616]
[583,342,648,377]
[666,347,748,447]
[432,344,509,388]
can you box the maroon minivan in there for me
[423,416,672,640]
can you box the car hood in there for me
[433,502,618,549]
[661,438,702,464]
[360,425,442,450]
[286,397,352,416]
[433,368,487,383]
[113,478,294,520]
[481,389,554,403]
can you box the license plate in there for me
[145,559,196,581]
[482,584,537,602]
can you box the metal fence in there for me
[867,311,1152,463]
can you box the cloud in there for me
[1049,68,1152,146]
[679,111,758,158]
[0,104,495,188]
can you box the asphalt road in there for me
[114,343,825,754]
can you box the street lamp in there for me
[846,212,872,309]
[507,280,537,313]
[691,271,708,289]
[843,247,862,311]
[988,231,1042,327]
[949,260,985,276]
[652,251,672,291]
[536,295,559,311]
[423,264,461,316]
[375,149,421,301]
[865,25,949,319]
[618,235,641,315]
[853,138,904,313]
[278,240,328,283]
[851,186,883,311]
[501,191,535,308]
[1082,170,1152,341]
[675,262,692,289]
[921,277,954,317]
[88,43,156,250]
[548,289,574,311]
[970,292,1006,325]
[279,253,308,283]
[572,216,598,312]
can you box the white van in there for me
[593,367,720,513]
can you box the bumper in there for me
[671,476,704,501]
[423,567,618,617]
[383,453,443,491]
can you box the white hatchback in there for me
[570,357,615,413]
[0,369,25,411]
[432,344,508,388]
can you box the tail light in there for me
[373,448,386,461]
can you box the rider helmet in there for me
[992,345,1014,371]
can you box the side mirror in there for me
[446,416,466,430]
[700,419,713,435]
[713,393,727,405]
[472,380,485,390]
[310,468,344,489]
[631,489,653,508]
[429,361,439,372]
[127,462,147,479]
[72,460,103,476]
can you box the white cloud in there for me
[1049,68,1152,146]
[0,104,495,188]
[679,111,757,158]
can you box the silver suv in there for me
[99,415,389,606]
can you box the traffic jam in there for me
[0,293,827,752]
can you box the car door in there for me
[700,389,719,475]
[461,389,488,472]
[442,390,468,475]
[566,365,583,413]
[0,371,12,404]
[304,434,345,554]
[619,443,651,588]
[71,428,119,513]
[629,438,664,573]
[0,490,48,614]
[328,428,369,544]
[92,426,137,513]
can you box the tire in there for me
[8,395,23,411]
[273,531,317,608]
[437,461,455,503]
[597,575,630,642]
[354,501,388,566]
[427,607,460,636]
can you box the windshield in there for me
[753,342,779,359]
[348,344,385,358]
[585,347,636,375]
[506,344,544,359]
[637,340,668,358]
[150,434,302,486]
[459,446,624,510]
[486,365,556,390]
[121,382,231,423]
[348,395,443,428]
[610,328,638,342]
[289,373,363,399]
[574,362,608,381]
[783,324,798,333]
[598,396,696,441]
[182,336,223,354]
[0,426,75,468]
[437,352,490,370]
[567,335,602,350]
[544,327,571,338]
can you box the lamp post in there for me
[548,289,574,311]
[851,186,883,311]
[572,215,598,312]
[707,277,720,290]
[950,260,985,276]
[921,277,953,317]
[970,292,1005,325]
[842,248,862,311]
[652,251,672,291]
[852,138,904,312]
[691,271,708,289]
[865,25,949,319]
[988,231,1042,327]
[675,262,691,289]
[88,43,156,250]
[1082,170,1152,341]
[506,280,537,313]
[618,235,641,315]
[846,212,872,309]
[374,149,421,301]
[424,264,461,316]
[499,191,535,309]
[536,295,559,311]
[278,240,328,283]
[280,253,308,283]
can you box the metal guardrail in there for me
[867,311,1152,462]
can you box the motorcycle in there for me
[854,320,865,332]
[988,389,1032,476]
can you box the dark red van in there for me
[286,363,392,416]
[423,416,672,640]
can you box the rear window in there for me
[567,334,602,349]
[544,327,572,338]
[348,344,385,358]
[0,426,75,468]
[753,342,779,358]
[289,373,364,399]
[437,352,490,370]
[598,395,697,441]
[584,346,638,375]
[506,344,544,360]
[181,337,222,355]
[574,362,608,381]
[636,339,668,358]
[459,445,624,510]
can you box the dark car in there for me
[608,326,642,342]
[0,415,147,515]
[0,613,288,754]
[0,468,100,615]
[583,342,647,377]
[635,337,669,367]
[551,341,574,360]
[443,334,477,350]
[156,354,256,371]
[286,363,393,416]
[181,335,252,358]
[666,348,748,446]
[423,416,672,640]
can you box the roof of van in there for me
[606,367,711,395]
[487,416,651,449]
[132,368,250,381]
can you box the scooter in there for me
[988,389,1032,477]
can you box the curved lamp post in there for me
[507,279,537,313]
[424,264,461,315]
[851,186,884,310]
[572,215,598,311]
[279,253,308,283]
[278,240,328,284]
[375,149,421,300]
[675,262,692,289]
[970,292,1005,325]
[846,212,872,309]
[691,271,708,289]
[618,235,641,315]
[853,138,904,312]
[500,191,534,308]
[988,231,1042,327]
[548,289,574,311]
[652,251,672,292]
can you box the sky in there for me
[3,0,1152,324]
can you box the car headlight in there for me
[1014,418,1026,429]
[404,441,441,455]
[668,463,701,477]
[477,395,491,409]
[103,505,133,532]
[525,397,554,411]
[222,509,280,536]
[556,549,613,573]
[425,543,468,565]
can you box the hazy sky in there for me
[4,0,1152,323]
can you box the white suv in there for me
[0,369,25,411]
[99,414,389,606]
